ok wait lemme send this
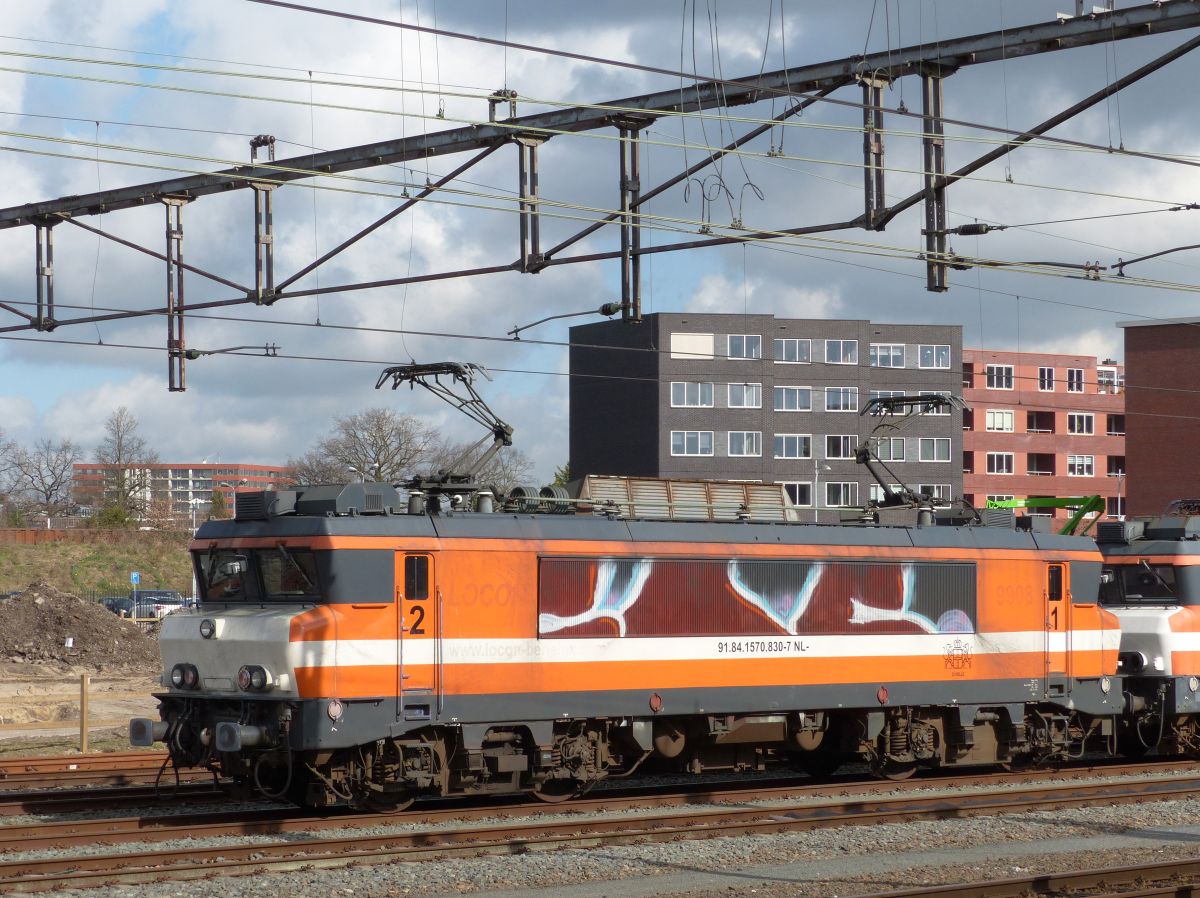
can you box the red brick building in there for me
[73,462,288,522]
[962,350,1126,521]
[1120,319,1200,517]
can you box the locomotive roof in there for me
[194,510,1094,554]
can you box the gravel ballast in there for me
[16,778,1200,898]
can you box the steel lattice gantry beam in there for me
[2,0,1200,388]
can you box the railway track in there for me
[3,767,1200,893]
[0,751,211,790]
[851,857,1200,897]
[0,782,224,817]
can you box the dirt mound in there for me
[0,581,161,673]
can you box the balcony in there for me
[1026,411,1055,434]
[1027,453,1056,477]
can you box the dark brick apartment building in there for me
[569,312,962,520]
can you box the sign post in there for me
[130,571,140,614]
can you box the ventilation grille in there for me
[576,475,796,521]
[234,491,268,521]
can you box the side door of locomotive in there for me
[395,552,440,722]
[1045,563,1070,694]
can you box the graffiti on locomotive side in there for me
[538,557,977,639]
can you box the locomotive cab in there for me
[1097,514,1200,755]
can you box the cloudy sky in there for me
[1,0,1198,480]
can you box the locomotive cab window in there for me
[1101,562,1179,604]
[1047,565,1064,601]
[260,547,321,599]
[199,550,255,601]
[405,555,429,600]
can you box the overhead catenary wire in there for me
[3,125,1190,284]
[0,116,1192,238]
[7,45,1200,174]
[3,135,1199,312]
[0,329,1182,426]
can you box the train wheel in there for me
[531,779,580,803]
[874,759,918,781]
[363,793,416,814]
[793,747,842,779]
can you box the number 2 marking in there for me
[408,604,426,635]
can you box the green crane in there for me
[983,495,1107,536]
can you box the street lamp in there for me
[813,459,832,523]
[349,464,380,483]
[189,497,201,533]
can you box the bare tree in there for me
[9,438,80,517]
[307,408,436,484]
[285,447,353,486]
[422,440,535,497]
[92,407,158,518]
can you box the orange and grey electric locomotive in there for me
[131,479,1124,807]
[1098,502,1200,755]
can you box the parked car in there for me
[128,589,188,619]
[100,595,133,617]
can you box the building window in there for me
[670,381,713,408]
[671,431,713,456]
[1107,496,1126,518]
[1097,366,1123,394]
[670,332,715,360]
[986,452,1015,474]
[825,386,859,412]
[986,364,1014,389]
[774,434,812,459]
[1067,368,1084,392]
[869,483,903,503]
[780,482,812,507]
[773,338,811,364]
[918,344,951,369]
[869,343,905,367]
[1108,455,1126,477]
[825,339,859,365]
[874,437,904,461]
[727,383,762,408]
[826,482,860,507]
[1038,367,1055,391]
[919,390,952,415]
[985,409,1014,432]
[919,438,951,462]
[728,431,762,457]
[1068,454,1094,476]
[986,494,1015,504]
[1067,413,1094,435]
[825,435,856,459]
[773,386,812,412]
[728,334,762,360]
[870,389,905,401]
[918,484,951,501]
[1107,414,1126,436]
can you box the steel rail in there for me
[3,772,1200,892]
[0,751,166,776]
[850,858,1200,898]
[0,782,223,817]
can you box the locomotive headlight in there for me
[1101,676,1112,694]
[171,663,199,690]
[199,619,216,639]
[237,665,272,691]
